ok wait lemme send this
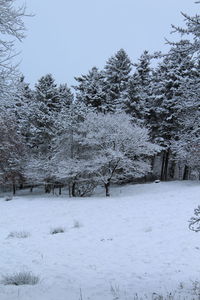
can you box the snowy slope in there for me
[0,181,200,300]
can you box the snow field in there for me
[0,181,200,300]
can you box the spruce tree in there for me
[58,83,74,110]
[35,74,60,112]
[123,50,152,123]
[104,49,132,112]
[171,58,200,179]
[148,47,196,180]
[74,67,106,112]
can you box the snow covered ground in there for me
[0,181,200,300]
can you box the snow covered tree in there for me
[12,75,34,126]
[35,74,60,111]
[31,75,73,153]
[51,102,94,196]
[0,114,27,194]
[123,50,152,123]
[53,111,160,197]
[104,49,132,112]
[170,3,200,57]
[0,1,29,192]
[147,47,196,180]
[0,0,27,105]
[144,2,200,181]
[170,60,200,179]
[12,74,74,190]
[79,112,160,196]
[20,75,57,189]
[74,67,106,112]
[58,83,73,110]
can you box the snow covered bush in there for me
[1,271,39,285]
[7,231,30,239]
[70,181,97,197]
[50,227,65,234]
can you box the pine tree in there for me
[148,47,196,180]
[123,50,152,123]
[51,102,94,196]
[104,49,132,112]
[149,49,194,142]
[74,67,106,112]
[58,83,74,109]
[170,3,200,56]
[171,58,200,179]
[35,74,60,112]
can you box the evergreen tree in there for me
[149,49,195,144]
[74,67,106,112]
[58,83,74,109]
[52,102,93,196]
[104,49,132,112]
[148,47,196,180]
[123,50,152,123]
[170,4,200,56]
[171,59,200,179]
[35,74,60,112]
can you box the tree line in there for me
[0,1,199,196]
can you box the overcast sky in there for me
[16,0,198,87]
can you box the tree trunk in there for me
[161,150,170,181]
[105,181,110,197]
[30,186,33,193]
[12,184,16,195]
[72,182,76,197]
[45,184,51,193]
[160,151,165,180]
[164,149,169,180]
[169,157,176,180]
[183,165,189,180]
[68,183,72,197]
[59,186,62,195]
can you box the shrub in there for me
[7,231,30,239]
[1,271,39,286]
[73,181,97,197]
[50,227,65,234]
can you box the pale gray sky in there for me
[16,0,198,87]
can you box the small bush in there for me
[7,231,30,239]
[1,271,39,286]
[50,227,65,234]
[73,181,97,197]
